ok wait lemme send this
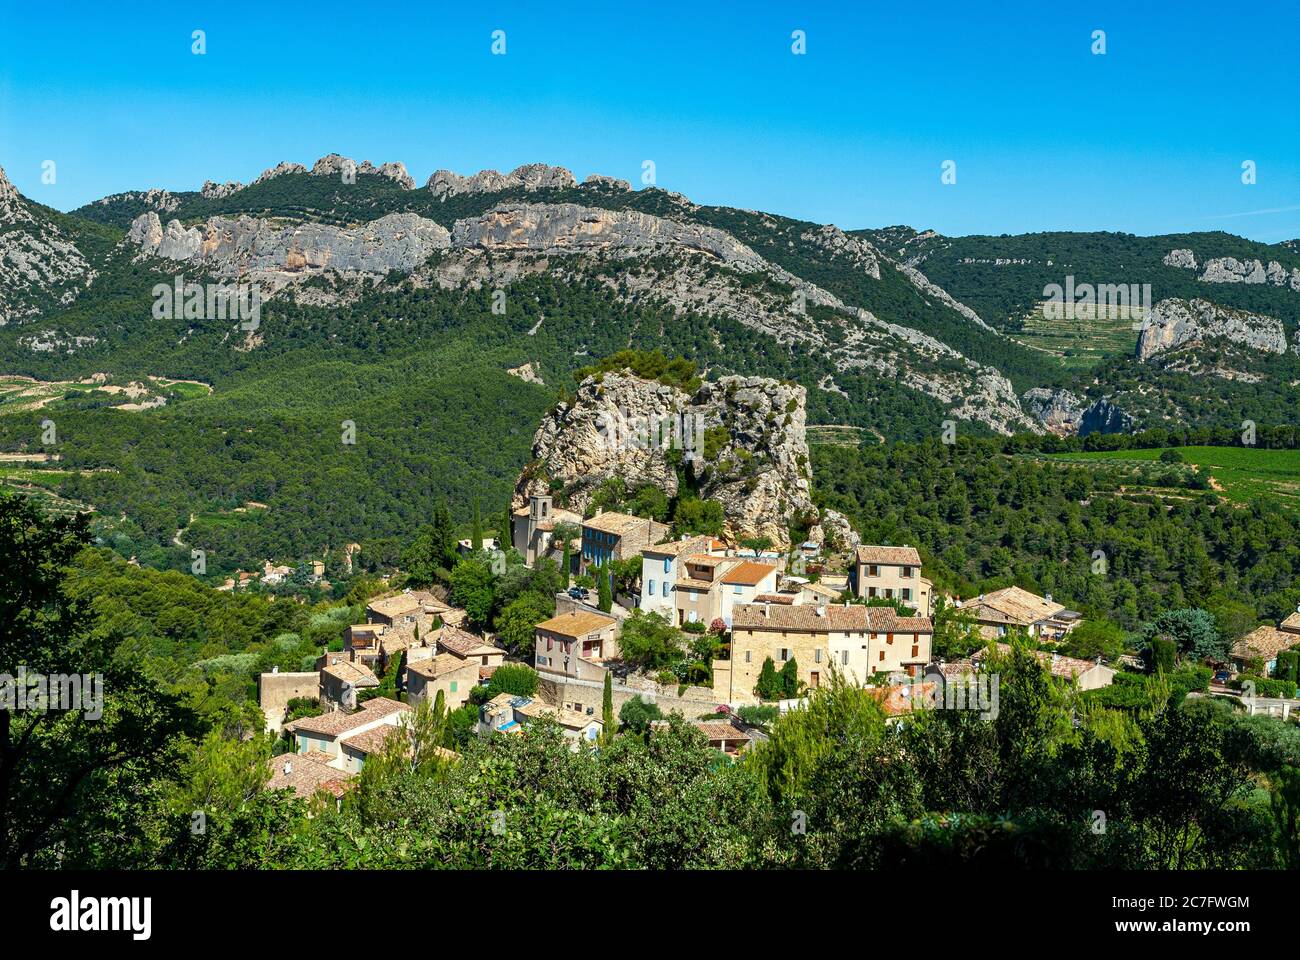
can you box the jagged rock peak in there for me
[1021,387,1085,436]
[0,163,16,207]
[582,173,631,191]
[252,161,308,185]
[201,180,244,200]
[308,154,415,189]
[425,163,577,198]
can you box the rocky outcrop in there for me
[93,187,181,213]
[453,202,771,271]
[252,161,308,185]
[1136,298,1289,360]
[0,165,97,324]
[810,508,860,552]
[425,163,577,199]
[799,225,882,280]
[1198,256,1300,290]
[1021,387,1085,436]
[1079,397,1135,436]
[308,154,415,189]
[1163,248,1197,269]
[582,174,631,191]
[127,210,450,286]
[515,370,816,545]
[201,180,244,200]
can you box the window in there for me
[547,636,553,651]
[868,565,879,577]
[868,587,877,598]
[663,582,670,597]
[887,633,894,644]
[879,651,886,661]
[450,681,458,693]
[842,650,850,665]
[664,558,671,573]
[648,578,656,595]
[911,644,919,658]
[745,651,752,663]
[815,648,823,663]
[733,584,742,594]
[902,566,913,578]
[780,648,790,661]
[538,655,548,666]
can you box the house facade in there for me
[580,510,671,571]
[405,653,481,711]
[639,535,728,620]
[960,586,1082,641]
[534,609,620,678]
[854,545,932,615]
[715,602,934,704]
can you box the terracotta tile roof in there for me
[321,659,378,686]
[1282,612,1300,634]
[753,593,796,605]
[800,581,843,600]
[976,643,1110,680]
[436,625,501,659]
[692,721,753,742]
[964,586,1064,626]
[285,697,409,737]
[855,545,922,566]
[1232,626,1299,662]
[583,511,651,536]
[406,652,478,680]
[339,724,406,757]
[722,561,780,586]
[265,752,354,800]
[643,535,716,558]
[871,681,937,717]
[535,609,617,638]
[514,698,599,730]
[731,602,932,633]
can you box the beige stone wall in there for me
[721,625,932,702]
[539,672,719,721]
[407,660,479,710]
[856,562,929,613]
[257,671,320,733]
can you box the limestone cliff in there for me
[514,369,817,546]
[1136,298,1290,360]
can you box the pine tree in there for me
[471,499,483,552]
[601,671,615,746]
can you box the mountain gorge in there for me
[1,153,1297,570]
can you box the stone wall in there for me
[257,671,320,733]
[538,671,720,722]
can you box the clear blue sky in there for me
[2,0,1297,241]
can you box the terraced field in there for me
[1007,301,1141,371]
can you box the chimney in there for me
[816,605,826,617]
[1045,592,1053,602]
[272,665,279,673]
[283,761,293,775]
[595,506,603,516]
[762,603,770,618]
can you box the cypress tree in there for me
[780,657,800,698]
[756,656,778,700]
[597,566,612,612]
[601,671,615,745]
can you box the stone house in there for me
[1230,624,1300,676]
[479,692,602,747]
[283,697,410,766]
[960,586,1082,642]
[319,656,380,711]
[404,653,481,711]
[715,601,934,704]
[639,535,728,620]
[534,609,620,678]
[580,509,671,571]
[854,545,932,615]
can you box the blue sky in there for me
[2,0,1297,241]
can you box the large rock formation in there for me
[1078,397,1135,436]
[1136,297,1290,360]
[426,163,577,199]
[127,210,450,286]
[0,164,97,325]
[515,369,817,545]
[1021,387,1085,436]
